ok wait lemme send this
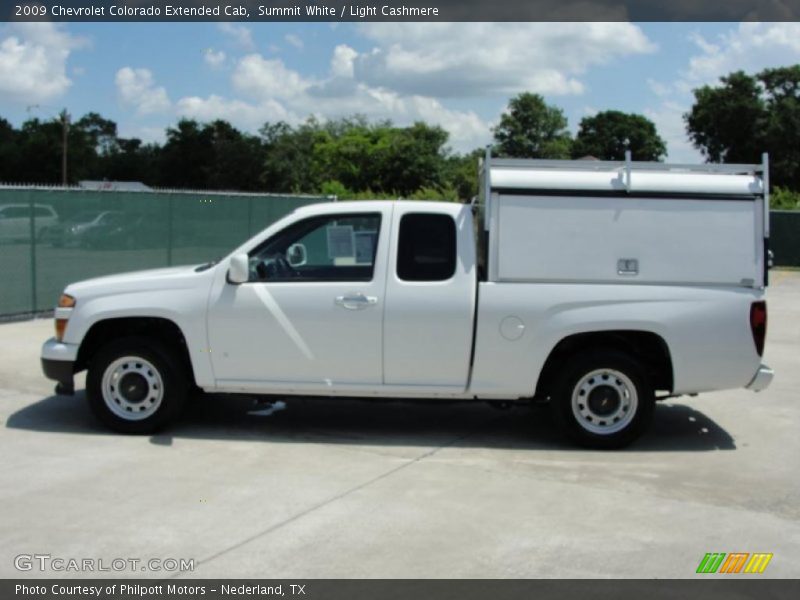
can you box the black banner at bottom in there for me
[4,580,800,600]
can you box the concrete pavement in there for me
[1,271,799,578]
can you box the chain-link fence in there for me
[0,186,332,317]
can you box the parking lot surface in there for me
[1,271,799,578]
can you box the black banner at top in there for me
[3,0,800,22]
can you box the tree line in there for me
[0,65,798,207]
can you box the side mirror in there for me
[286,243,307,267]
[227,253,249,284]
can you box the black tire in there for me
[86,336,188,434]
[550,349,654,449]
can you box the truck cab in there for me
[206,200,476,396]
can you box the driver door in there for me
[207,209,389,392]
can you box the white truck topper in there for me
[478,150,769,289]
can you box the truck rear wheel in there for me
[550,349,654,449]
[86,336,188,434]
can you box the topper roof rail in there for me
[487,156,764,175]
[479,148,770,233]
[481,148,768,198]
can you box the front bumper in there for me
[746,364,774,392]
[41,338,79,395]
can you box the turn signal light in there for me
[58,294,76,308]
[55,319,68,342]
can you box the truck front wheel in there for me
[86,337,188,434]
[550,350,654,449]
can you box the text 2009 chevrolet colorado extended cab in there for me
[41,155,773,448]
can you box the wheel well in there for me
[535,331,673,397]
[76,317,194,380]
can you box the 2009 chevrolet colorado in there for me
[41,154,773,448]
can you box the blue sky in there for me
[1,22,799,161]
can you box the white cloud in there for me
[645,23,800,162]
[175,95,293,129]
[203,48,226,69]
[218,23,255,51]
[647,79,672,97]
[405,96,490,151]
[232,54,310,100]
[330,44,358,79]
[683,23,800,86]
[0,22,86,103]
[197,23,654,152]
[353,22,654,98]
[116,125,166,145]
[284,33,304,50]
[170,48,493,152]
[117,23,657,154]
[644,101,700,163]
[115,67,171,115]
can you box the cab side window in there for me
[249,213,381,282]
[397,213,456,281]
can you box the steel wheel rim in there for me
[571,368,637,435]
[101,356,164,421]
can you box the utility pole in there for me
[60,109,70,186]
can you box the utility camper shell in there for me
[478,150,769,289]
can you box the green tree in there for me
[760,66,800,192]
[442,149,482,201]
[685,71,765,164]
[312,118,380,192]
[101,138,161,184]
[159,119,214,188]
[261,119,326,193]
[263,117,452,196]
[572,110,666,161]
[0,117,18,182]
[0,111,480,196]
[771,186,800,210]
[158,119,265,190]
[380,121,449,194]
[204,120,263,191]
[685,66,800,188]
[75,112,118,155]
[14,118,66,183]
[493,93,572,158]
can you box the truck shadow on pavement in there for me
[6,392,736,452]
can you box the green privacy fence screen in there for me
[2,192,798,317]
[770,211,800,268]
[0,187,332,317]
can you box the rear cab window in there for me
[397,213,457,281]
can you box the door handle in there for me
[335,293,378,310]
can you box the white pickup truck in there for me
[41,154,773,448]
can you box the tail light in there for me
[750,301,767,357]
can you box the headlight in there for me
[58,294,76,308]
